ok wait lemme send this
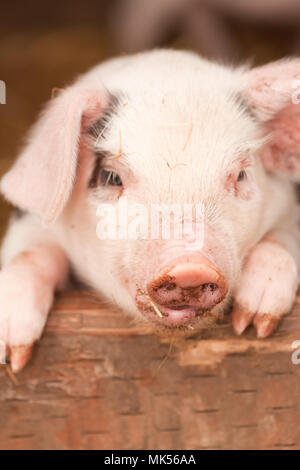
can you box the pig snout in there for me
[146,259,228,326]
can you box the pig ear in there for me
[0,87,107,224]
[245,59,300,179]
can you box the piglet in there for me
[0,50,299,372]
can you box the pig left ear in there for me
[245,59,300,180]
[0,87,107,224]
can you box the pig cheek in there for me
[117,242,156,314]
[117,246,147,300]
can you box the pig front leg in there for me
[232,235,299,338]
[0,225,69,372]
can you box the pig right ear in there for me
[0,87,107,224]
[244,59,300,180]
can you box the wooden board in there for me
[0,290,300,450]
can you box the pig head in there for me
[1,51,300,335]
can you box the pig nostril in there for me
[202,283,218,292]
[153,282,176,292]
[164,282,177,291]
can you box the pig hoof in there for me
[8,344,35,373]
[231,238,298,337]
[0,268,52,372]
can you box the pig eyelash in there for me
[88,155,123,189]
[224,151,255,198]
[100,169,123,187]
[225,167,250,198]
[237,169,247,182]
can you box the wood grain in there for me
[0,289,299,450]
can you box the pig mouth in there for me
[135,295,222,329]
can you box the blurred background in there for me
[1,0,300,239]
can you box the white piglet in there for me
[0,50,300,372]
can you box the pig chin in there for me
[136,300,223,330]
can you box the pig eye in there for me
[237,169,247,182]
[100,169,123,187]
